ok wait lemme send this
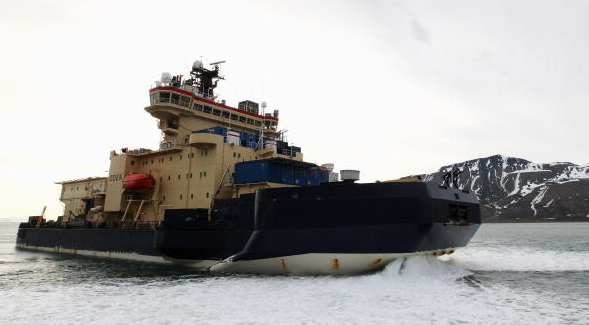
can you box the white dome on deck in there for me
[161,72,172,83]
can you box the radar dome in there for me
[161,72,172,84]
[193,60,203,69]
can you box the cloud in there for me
[410,19,431,44]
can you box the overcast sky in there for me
[1,0,588,219]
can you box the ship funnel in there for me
[161,72,172,84]
[340,170,360,182]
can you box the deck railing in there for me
[18,220,160,230]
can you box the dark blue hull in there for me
[17,182,481,274]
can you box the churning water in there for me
[1,222,588,325]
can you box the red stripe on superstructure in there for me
[150,86,279,121]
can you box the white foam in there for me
[441,246,589,272]
[378,255,472,280]
[4,252,588,325]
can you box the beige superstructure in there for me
[56,63,308,224]
[57,177,107,220]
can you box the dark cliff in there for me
[424,155,589,222]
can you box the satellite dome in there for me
[193,60,203,69]
[161,72,172,84]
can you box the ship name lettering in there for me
[109,174,123,182]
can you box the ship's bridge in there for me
[146,86,279,136]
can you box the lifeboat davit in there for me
[123,172,155,190]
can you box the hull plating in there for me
[211,250,460,276]
[16,182,481,275]
[15,243,218,270]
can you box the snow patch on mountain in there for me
[425,154,589,221]
[531,186,549,216]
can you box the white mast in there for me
[256,101,267,150]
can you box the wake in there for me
[377,255,472,280]
[440,246,589,272]
[374,245,589,282]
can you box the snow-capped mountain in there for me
[425,155,589,222]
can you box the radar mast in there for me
[185,60,226,98]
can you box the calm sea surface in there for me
[1,222,588,325]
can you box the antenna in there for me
[256,102,267,150]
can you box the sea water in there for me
[1,222,588,325]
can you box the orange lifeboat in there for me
[123,172,155,190]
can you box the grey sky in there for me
[1,0,587,218]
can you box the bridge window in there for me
[194,103,203,111]
[238,116,246,123]
[159,92,170,102]
[150,93,158,105]
[222,111,230,118]
[246,118,254,125]
[230,114,238,121]
[254,120,262,126]
[171,93,180,104]
[179,96,190,107]
[213,109,221,116]
[203,106,212,114]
